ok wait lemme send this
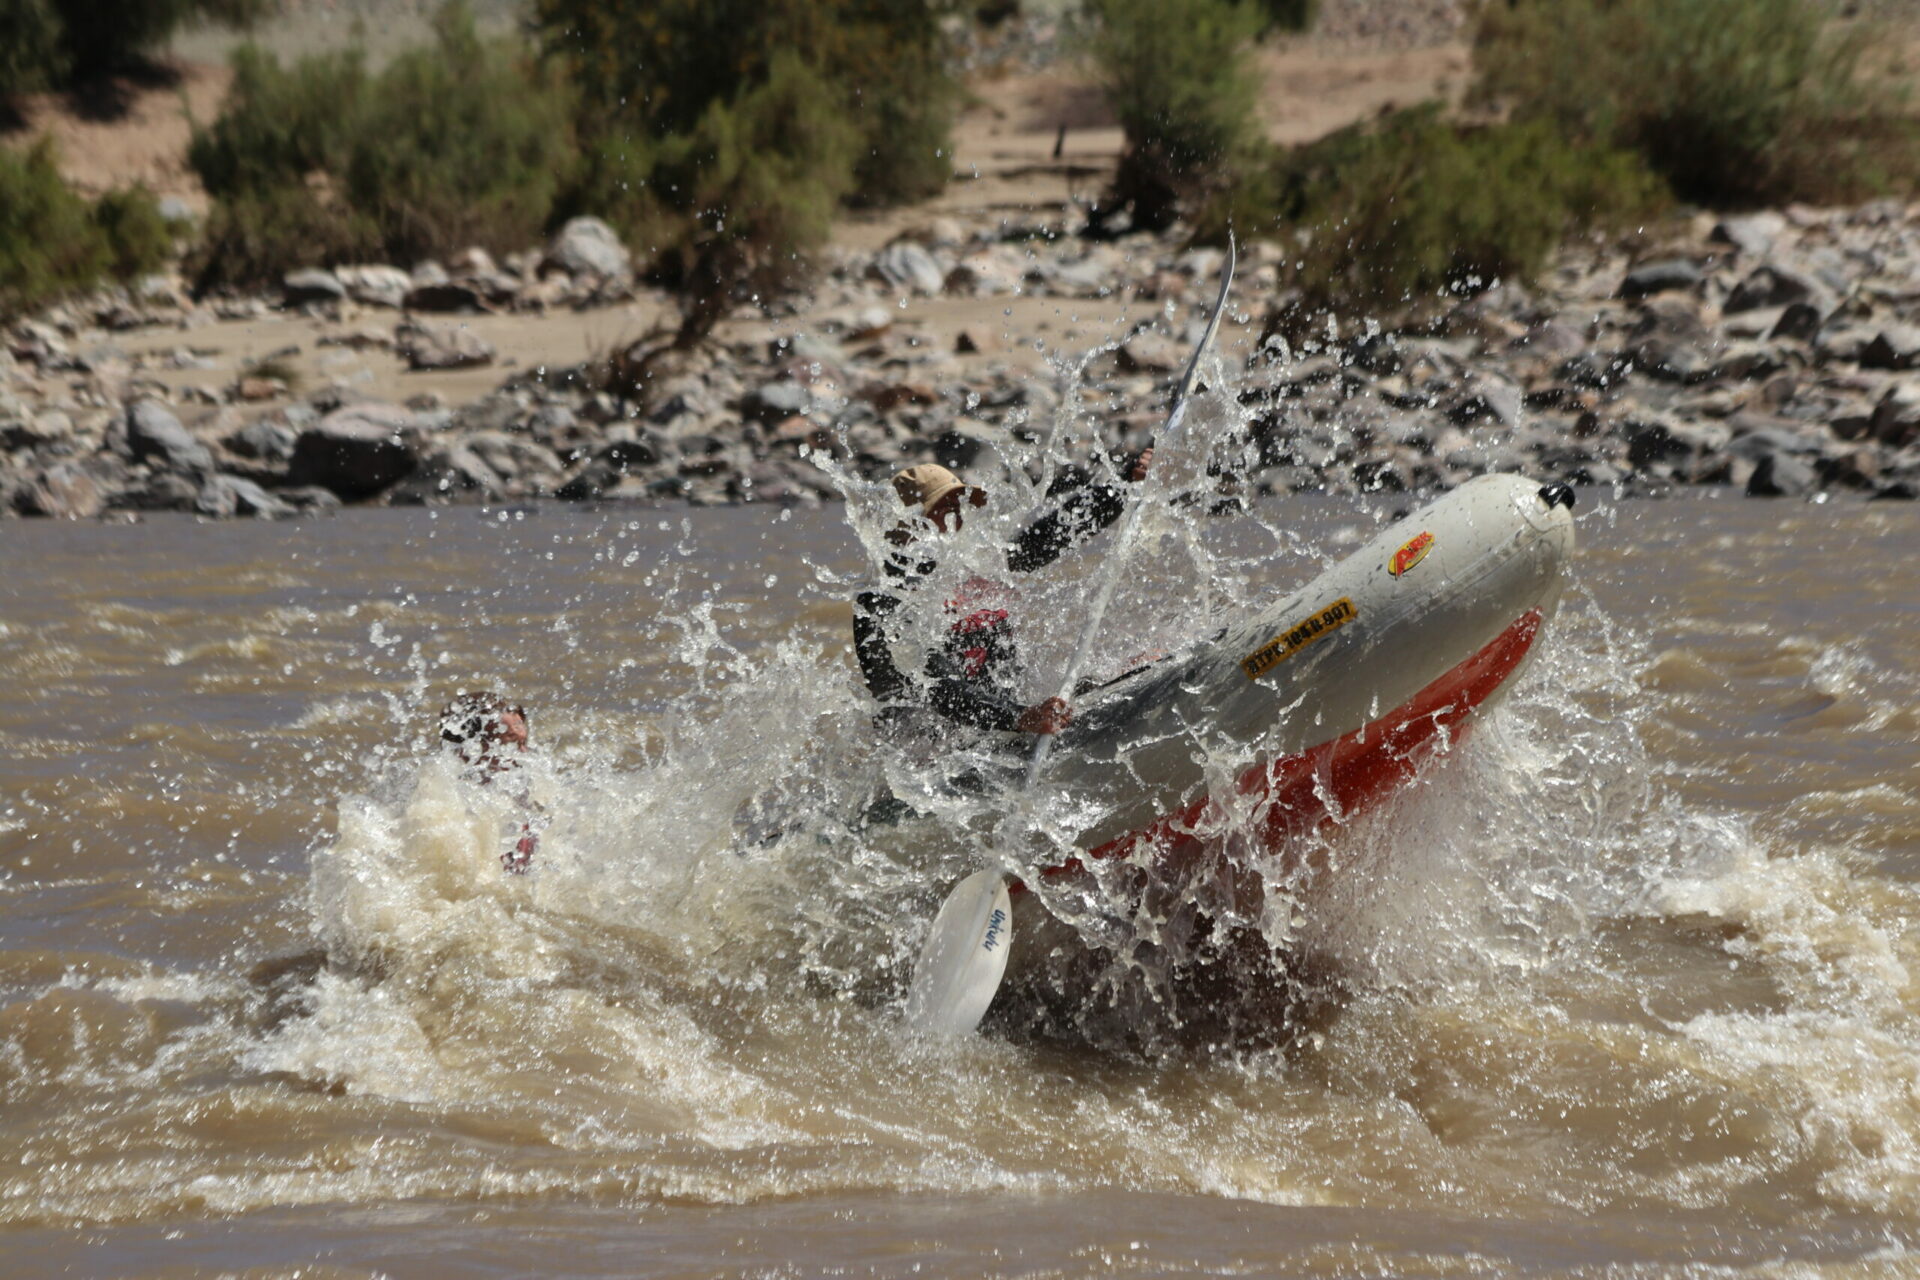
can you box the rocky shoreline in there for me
[6,201,1920,522]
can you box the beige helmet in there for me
[890,464,972,516]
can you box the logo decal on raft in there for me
[981,907,1008,954]
[1240,597,1358,680]
[1389,531,1435,577]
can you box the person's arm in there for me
[924,625,1071,735]
[1004,450,1152,574]
[853,590,915,705]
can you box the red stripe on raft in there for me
[1026,609,1544,888]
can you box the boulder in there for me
[196,474,295,519]
[1770,302,1824,345]
[1871,384,1920,448]
[1118,330,1186,374]
[282,269,346,306]
[1746,450,1819,497]
[1445,374,1524,428]
[545,217,632,280]
[1861,327,1920,372]
[224,418,299,464]
[402,281,491,313]
[1724,264,1830,315]
[112,400,214,474]
[870,241,946,296]
[396,321,496,372]
[286,404,421,499]
[1620,259,1701,300]
[1710,212,1787,258]
[334,265,411,308]
[10,462,103,519]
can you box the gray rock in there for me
[196,474,295,519]
[10,462,103,519]
[545,217,632,280]
[1770,302,1824,345]
[870,241,946,296]
[282,269,346,306]
[1446,375,1524,428]
[120,471,202,511]
[114,400,214,474]
[1118,330,1185,374]
[1871,384,1920,448]
[396,321,496,372]
[1746,450,1819,497]
[1620,259,1701,300]
[1861,327,1920,371]
[287,404,421,500]
[1724,265,1831,315]
[335,265,412,308]
[224,418,299,463]
[402,282,490,313]
[744,380,812,422]
[1711,212,1787,258]
[1815,325,1877,365]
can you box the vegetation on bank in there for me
[188,4,576,289]
[0,140,171,318]
[1254,108,1667,319]
[3,0,1918,331]
[1102,0,1920,317]
[0,0,264,96]
[1472,0,1920,208]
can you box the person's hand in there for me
[1016,696,1072,735]
[1128,447,1154,483]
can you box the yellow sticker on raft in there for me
[1241,597,1358,680]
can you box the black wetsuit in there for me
[852,467,1136,735]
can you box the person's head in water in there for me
[439,692,528,773]
[889,464,986,542]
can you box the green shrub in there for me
[340,4,576,266]
[534,0,951,340]
[0,0,64,96]
[0,140,176,318]
[0,0,266,94]
[1259,105,1666,316]
[1258,0,1316,33]
[91,185,175,280]
[654,52,860,343]
[189,2,577,287]
[1473,0,1920,207]
[0,140,108,315]
[1086,0,1266,231]
[534,0,955,207]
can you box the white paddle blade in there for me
[905,870,1014,1037]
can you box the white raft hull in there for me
[1028,471,1576,886]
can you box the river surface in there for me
[3,473,1919,1277]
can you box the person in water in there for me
[438,692,542,873]
[852,452,1152,742]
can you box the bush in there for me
[0,0,266,95]
[1473,0,1920,207]
[91,185,175,280]
[534,0,956,206]
[1086,0,1266,232]
[1257,105,1666,317]
[1258,0,1316,33]
[653,53,860,343]
[0,140,175,318]
[0,140,108,315]
[189,2,577,287]
[0,0,63,97]
[534,0,958,340]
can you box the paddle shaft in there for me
[1024,238,1236,787]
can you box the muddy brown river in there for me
[3,477,1918,1276]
